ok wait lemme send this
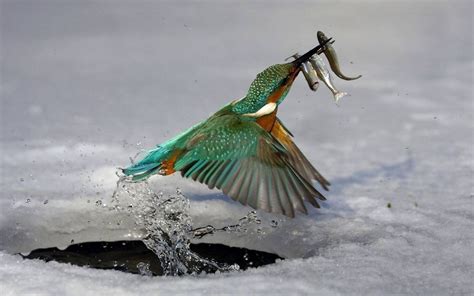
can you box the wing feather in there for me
[201,161,221,185]
[272,168,293,217]
[177,114,326,217]
[207,160,230,189]
[271,118,330,190]
[281,165,308,214]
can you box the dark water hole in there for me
[23,240,282,276]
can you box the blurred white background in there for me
[1,1,472,295]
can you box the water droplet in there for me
[137,262,152,276]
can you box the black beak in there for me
[291,37,333,67]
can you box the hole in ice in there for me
[21,179,283,276]
[23,240,282,276]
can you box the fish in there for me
[309,54,347,102]
[286,53,319,91]
[317,31,362,81]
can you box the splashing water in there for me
[136,262,153,276]
[111,178,239,275]
[191,210,268,239]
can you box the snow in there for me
[1,0,473,295]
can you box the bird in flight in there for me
[122,37,345,218]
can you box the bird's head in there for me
[231,37,332,115]
[244,38,333,105]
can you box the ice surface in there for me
[1,1,473,295]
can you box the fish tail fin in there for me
[335,92,348,103]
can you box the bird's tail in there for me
[121,122,204,181]
[122,146,169,181]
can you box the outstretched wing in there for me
[173,114,325,217]
[270,117,331,190]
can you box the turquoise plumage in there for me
[122,42,332,217]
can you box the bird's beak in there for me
[291,37,333,68]
[268,37,334,96]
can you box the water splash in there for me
[136,262,153,276]
[191,210,266,239]
[111,179,239,275]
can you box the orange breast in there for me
[256,108,277,132]
[266,70,299,104]
[258,69,298,131]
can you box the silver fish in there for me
[317,31,362,81]
[309,54,347,102]
[286,53,319,91]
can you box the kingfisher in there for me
[122,39,334,218]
